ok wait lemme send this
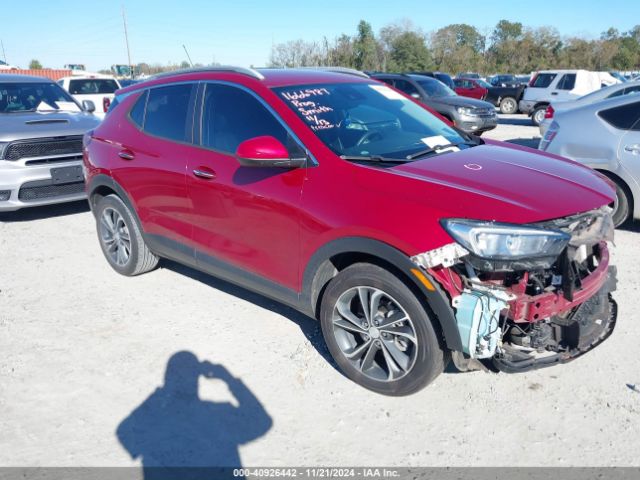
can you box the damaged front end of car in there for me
[411,206,618,373]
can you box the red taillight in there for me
[103,97,111,112]
[544,105,554,119]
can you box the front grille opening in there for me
[4,137,83,161]
[18,181,85,201]
[24,155,83,166]
[0,190,10,201]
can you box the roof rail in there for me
[149,66,265,81]
[299,66,370,79]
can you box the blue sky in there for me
[2,0,638,71]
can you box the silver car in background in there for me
[539,80,640,135]
[0,75,100,212]
[539,94,640,227]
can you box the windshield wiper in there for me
[340,154,410,164]
[406,140,480,160]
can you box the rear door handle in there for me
[551,92,558,95]
[193,168,216,180]
[118,150,135,160]
[624,144,640,154]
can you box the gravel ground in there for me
[1,115,639,468]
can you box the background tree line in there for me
[268,19,640,74]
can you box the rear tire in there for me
[499,97,518,114]
[319,263,446,396]
[531,106,546,126]
[95,194,159,276]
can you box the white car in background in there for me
[519,69,621,126]
[539,80,640,135]
[57,75,121,117]
[539,94,640,227]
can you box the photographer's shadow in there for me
[116,351,272,480]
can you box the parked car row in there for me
[370,73,498,135]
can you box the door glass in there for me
[557,74,576,90]
[144,84,194,142]
[201,84,288,154]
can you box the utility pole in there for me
[183,45,193,67]
[122,5,133,78]
[1,40,6,63]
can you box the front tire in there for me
[609,179,632,227]
[95,194,159,276]
[320,263,446,396]
[499,97,518,114]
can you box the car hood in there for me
[429,95,494,109]
[0,111,101,141]
[387,141,615,224]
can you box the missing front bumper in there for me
[492,270,618,373]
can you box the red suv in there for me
[84,67,618,396]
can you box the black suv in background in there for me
[372,73,497,135]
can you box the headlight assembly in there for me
[441,219,570,261]
[456,107,475,115]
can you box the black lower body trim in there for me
[144,233,304,314]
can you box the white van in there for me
[519,69,620,125]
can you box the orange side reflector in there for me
[411,268,435,291]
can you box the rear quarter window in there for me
[598,101,640,131]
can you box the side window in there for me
[453,79,462,88]
[598,101,640,131]
[144,84,194,142]
[129,90,148,127]
[623,85,640,96]
[201,84,288,154]
[377,78,394,87]
[393,79,420,97]
[557,74,576,90]
[531,73,557,88]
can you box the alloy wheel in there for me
[331,286,418,382]
[99,207,132,266]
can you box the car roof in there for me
[0,74,55,83]
[117,67,373,95]
[563,86,640,116]
[59,75,117,81]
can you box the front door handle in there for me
[193,168,216,180]
[624,144,640,155]
[551,92,558,95]
[118,150,135,160]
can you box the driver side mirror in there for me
[82,100,96,113]
[235,136,306,168]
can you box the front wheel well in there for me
[89,185,118,212]
[596,169,634,210]
[310,252,424,320]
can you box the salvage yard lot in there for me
[1,116,639,467]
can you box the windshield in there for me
[274,82,470,160]
[416,78,456,97]
[0,82,80,113]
